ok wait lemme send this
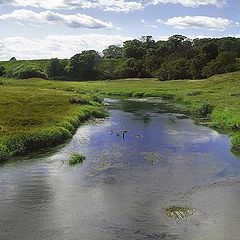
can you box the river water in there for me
[1,98,240,240]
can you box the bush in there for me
[69,97,89,105]
[17,67,46,79]
[0,65,5,77]
[232,134,240,151]
[193,103,214,117]
[91,94,104,104]
[0,144,10,162]
[69,153,86,166]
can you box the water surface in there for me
[1,98,240,240]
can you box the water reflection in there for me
[0,98,240,240]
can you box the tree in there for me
[168,35,189,48]
[67,50,101,80]
[9,57,17,61]
[102,45,122,59]
[202,52,237,78]
[201,42,219,61]
[190,54,207,79]
[123,40,145,59]
[45,58,65,79]
[158,57,191,81]
[0,66,5,77]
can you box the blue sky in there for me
[0,0,239,60]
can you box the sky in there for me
[0,0,239,60]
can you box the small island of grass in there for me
[68,153,86,166]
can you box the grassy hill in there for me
[0,58,124,79]
[0,70,240,161]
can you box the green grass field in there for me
[0,79,107,161]
[1,70,240,161]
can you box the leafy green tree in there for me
[158,57,191,81]
[201,42,219,61]
[45,58,66,79]
[190,54,208,79]
[102,45,122,59]
[202,52,237,78]
[9,57,17,61]
[123,40,145,59]
[67,50,101,80]
[217,37,240,57]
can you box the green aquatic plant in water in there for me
[165,206,195,220]
[140,152,161,165]
[69,153,86,166]
[89,161,123,177]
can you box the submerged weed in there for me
[165,206,195,220]
[69,153,86,166]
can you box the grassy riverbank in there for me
[0,82,107,162]
[1,70,240,159]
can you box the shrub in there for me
[232,134,240,151]
[91,94,103,104]
[0,144,10,162]
[17,67,46,79]
[69,97,89,105]
[193,103,214,117]
[69,153,86,166]
[0,65,5,77]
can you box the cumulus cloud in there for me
[0,0,12,5]
[2,0,143,12]
[0,9,113,29]
[149,0,227,7]
[157,16,231,31]
[140,19,158,28]
[0,34,132,60]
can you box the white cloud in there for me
[0,9,113,29]
[157,16,231,31]
[2,0,143,12]
[0,34,132,60]
[140,19,158,28]
[149,0,226,7]
[0,0,14,5]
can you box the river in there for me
[0,98,240,240]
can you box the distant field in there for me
[1,70,240,160]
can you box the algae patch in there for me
[68,153,86,166]
[89,161,124,177]
[165,206,195,220]
[140,152,162,165]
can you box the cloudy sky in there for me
[0,0,239,60]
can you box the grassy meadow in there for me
[0,80,107,161]
[0,70,240,161]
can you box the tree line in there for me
[1,35,240,81]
